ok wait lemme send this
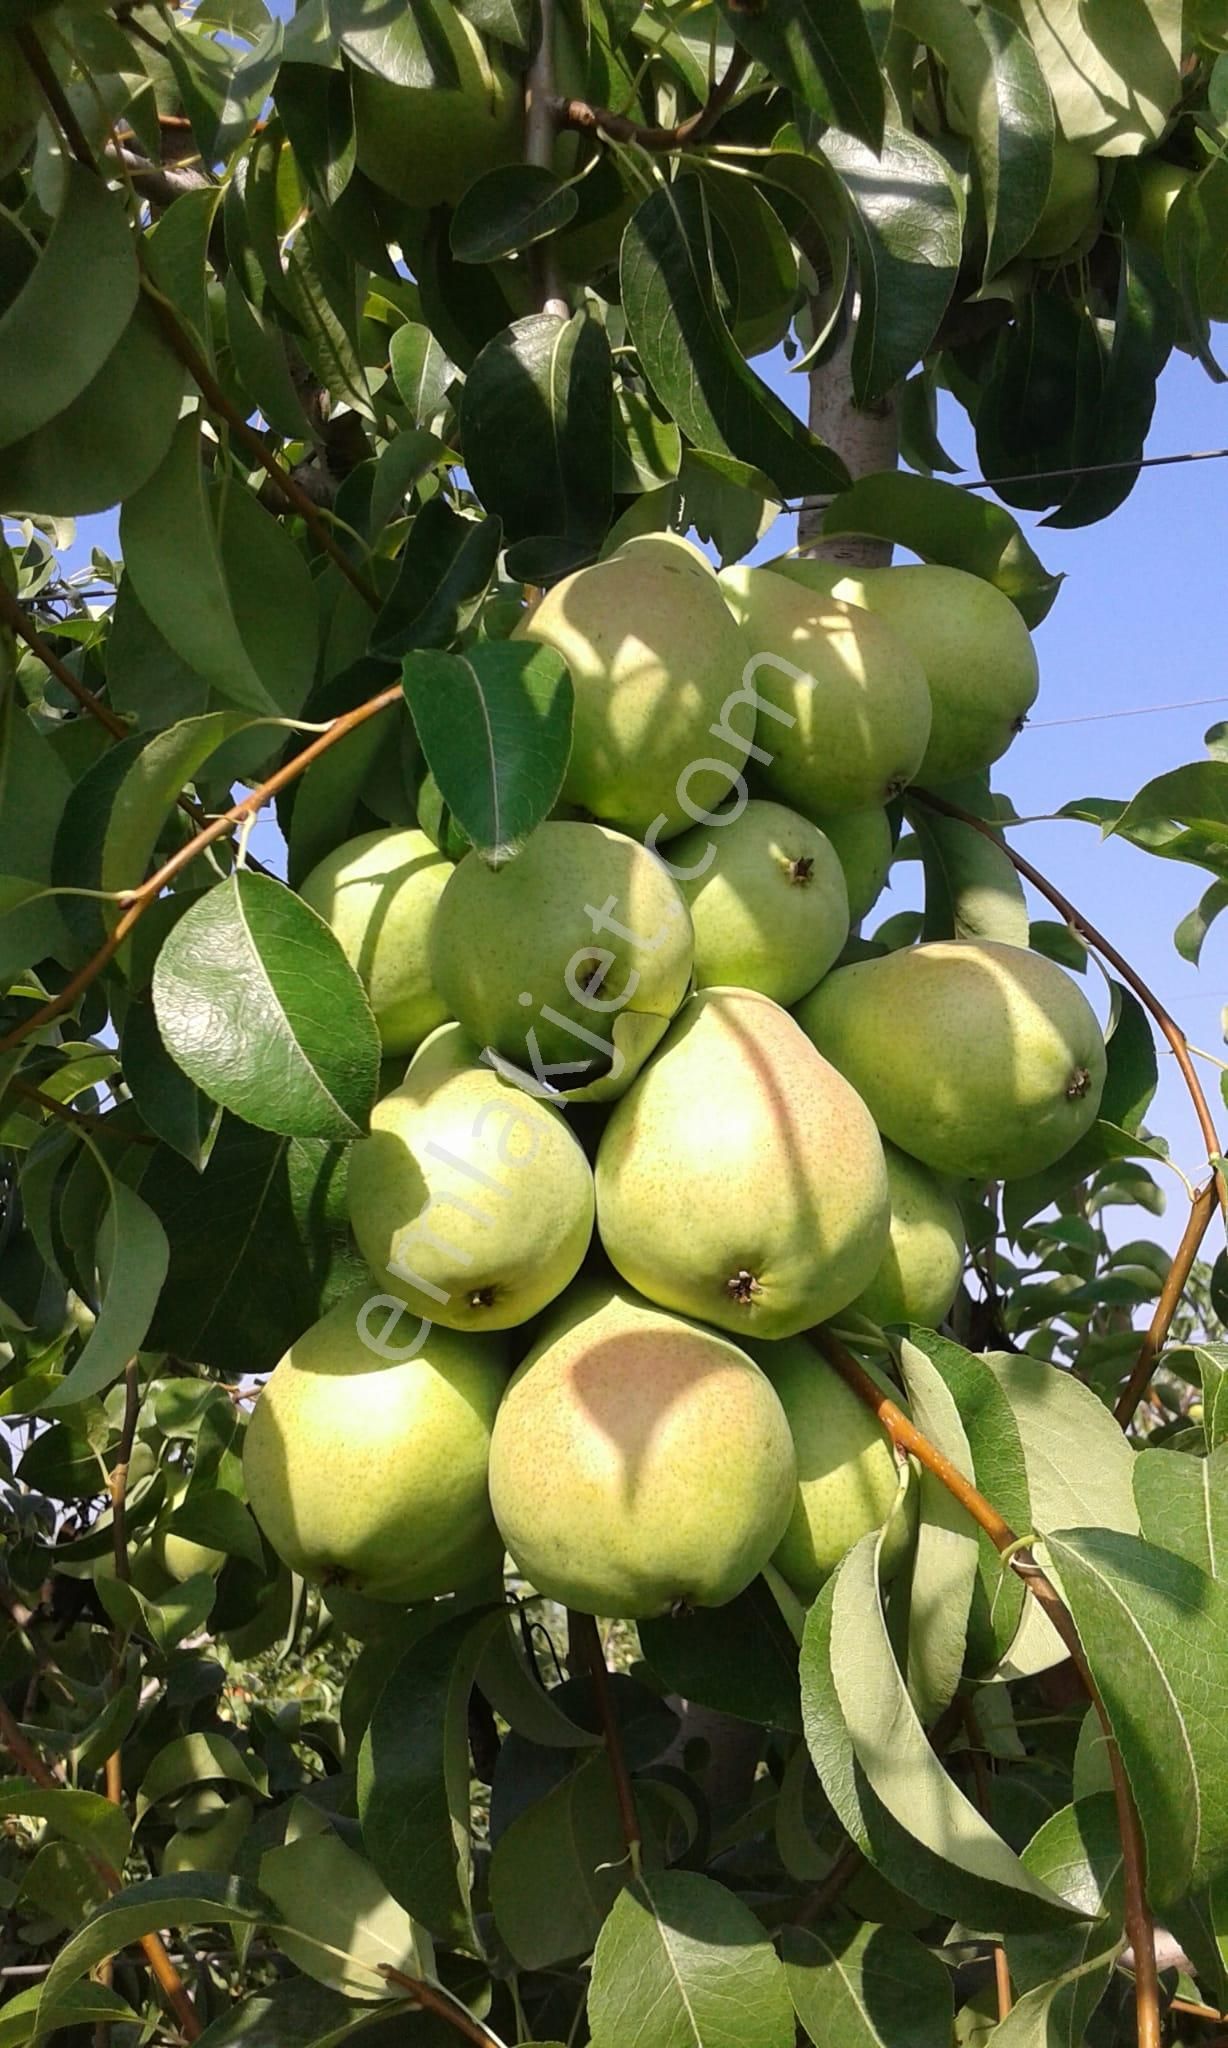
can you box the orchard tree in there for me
[5,2,1228,2046]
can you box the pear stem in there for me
[567,1609,643,1875]
[813,1329,1161,2048]
[908,785,1227,1423]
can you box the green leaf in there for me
[0,163,138,449]
[827,1534,1072,1921]
[489,1750,631,1968]
[907,803,1030,948]
[824,127,963,408]
[225,268,317,441]
[1194,1343,1228,1451]
[1047,1527,1228,1904]
[898,0,1052,276]
[388,322,455,426]
[401,641,572,865]
[801,1558,1074,1930]
[896,1339,980,1725]
[120,995,221,1170]
[120,421,280,715]
[282,216,372,419]
[1044,243,1174,530]
[717,0,884,150]
[358,1606,503,1949]
[0,1984,140,2048]
[42,1184,167,1411]
[782,1918,954,2048]
[194,1977,417,2046]
[822,472,1062,626]
[0,298,185,518]
[452,164,579,264]
[212,480,321,716]
[1008,0,1180,156]
[1134,1443,1228,1578]
[0,1779,130,1872]
[140,1116,364,1373]
[261,1825,430,1999]
[587,1870,795,2048]
[475,1616,599,1750]
[152,871,381,1140]
[1175,879,1228,966]
[638,1575,802,1731]
[38,1873,266,2017]
[166,1487,265,1568]
[620,179,849,500]
[369,501,501,660]
[135,1732,268,1822]
[146,186,223,370]
[903,1331,1029,1676]
[460,310,612,552]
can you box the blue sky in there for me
[40,325,1228,1251]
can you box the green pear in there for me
[151,1532,227,1584]
[754,1339,911,1600]
[595,987,889,1339]
[845,1144,965,1329]
[299,827,451,1057]
[771,559,1039,788]
[1120,157,1195,269]
[516,534,756,842]
[428,820,694,1100]
[811,807,893,924]
[718,565,931,815]
[1020,138,1100,259]
[350,4,522,209]
[347,1023,595,1331]
[666,798,849,1005]
[161,1797,254,1877]
[797,939,1106,1181]
[243,1293,507,1602]
[488,1280,796,1618]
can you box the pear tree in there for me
[4,4,1228,2048]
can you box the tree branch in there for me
[11,1081,154,1145]
[0,1695,201,2038]
[378,1968,505,2047]
[550,46,749,150]
[524,0,567,318]
[568,1609,642,1874]
[12,28,381,615]
[1113,1178,1217,1427]
[962,1701,1012,2022]
[0,681,402,1057]
[813,1330,1161,2048]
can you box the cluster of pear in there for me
[243,537,1107,1626]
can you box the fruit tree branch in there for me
[0,573,127,739]
[13,28,381,614]
[1113,1177,1217,1427]
[962,1701,1012,2022]
[378,1968,506,2047]
[551,46,750,150]
[524,0,567,317]
[568,1609,643,1874]
[0,1695,201,2038]
[813,1329,1161,2048]
[0,681,402,1057]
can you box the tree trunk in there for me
[797,318,898,568]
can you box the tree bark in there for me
[797,318,898,568]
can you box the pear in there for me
[487,1281,796,1618]
[845,1144,965,1329]
[812,807,893,924]
[151,1532,227,1584]
[666,798,849,1005]
[243,1293,507,1602]
[350,3,522,210]
[299,827,451,1057]
[797,940,1106,1181]
[516,534,756,843]
[752,1339,911,1601]
[161,1797,254,1877]
[1020,138,1100,259]
[347,1023,595,1332]
[717,564,931,815]
[595,987,889,1340]
[428,820,693,1100]
[771,559,1039,788]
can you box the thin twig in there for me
[1114,1179,1217,1426]
[109,1361,140,1585]
[378,1967,505,2047]
[524,0,567,317]
[13,28,380,614]
[0,1696,201,2037]
[551,46,750,150]
[568,1610,642,1874]
[791,1837,864,1927]
[814,1330,1161,2048]
[10,1081,154,1145]
[962,1703,1012,2022]
[0,681,402,1057]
